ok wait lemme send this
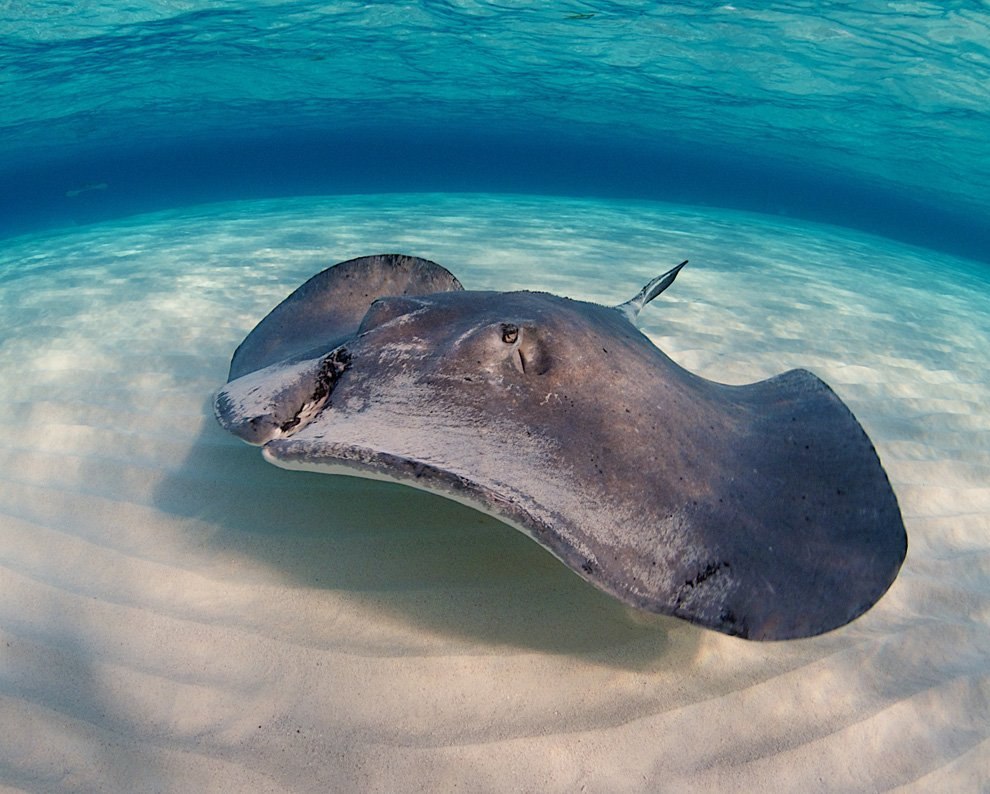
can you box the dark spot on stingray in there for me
[684,561,730,589]
[719,609,747,636]
[214,253,907,641]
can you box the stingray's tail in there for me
[616,260,688,323]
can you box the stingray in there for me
[214,253,906,640]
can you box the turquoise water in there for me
[1,3,990,792]
[2,2,989,262]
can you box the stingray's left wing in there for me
[229,254,462,379]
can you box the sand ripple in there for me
[0,195,988,792]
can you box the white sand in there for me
[0,194,987,792]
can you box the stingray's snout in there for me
[213,389,284,445]
[213,348,351,445]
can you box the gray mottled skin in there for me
[215,254,907,640]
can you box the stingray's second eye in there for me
[501,323,519,344]
[358,296,425,334]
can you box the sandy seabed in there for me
[1,194,988,792]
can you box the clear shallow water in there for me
[0,195,988,790]
[2,1,990,790]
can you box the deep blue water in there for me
[2,1,988,264]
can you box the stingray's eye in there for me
[501,323,519,344]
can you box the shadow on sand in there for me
[152,399,699,670]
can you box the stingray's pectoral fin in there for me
[229,254,462,379]
[214,348,350,445]
[669,368,908,640]
[616,260,687,323]
[255,369,906,642]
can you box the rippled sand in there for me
[1,194,988,792]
